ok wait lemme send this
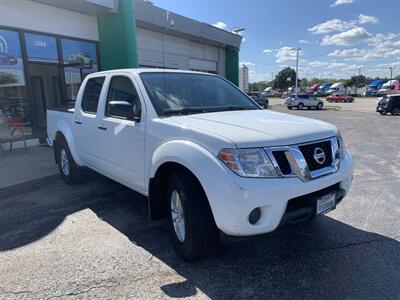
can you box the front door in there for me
[98,75,146,192]
[28,63,62,141]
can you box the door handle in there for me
[74,120,82,125]
[97,125,107,131]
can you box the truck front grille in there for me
[272,151,291,175]
[265,137,339,182]
[298,141,332,171]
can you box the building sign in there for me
[61,39,97,69]
[25,33,58,63]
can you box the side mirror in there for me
[108,101,141,122]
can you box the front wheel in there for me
[166,171,219,261]
[57,139,83,184]
[297,103,304,110]
[379,111,387,115]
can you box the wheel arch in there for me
[148,161,208,220]
[147,140,223,221]
[52,120,83,166]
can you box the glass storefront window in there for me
[61,38,98,103]
[24,33,58,63]
[0,29,32,139]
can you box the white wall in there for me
[136,27,225,75]
[0,0,99,41]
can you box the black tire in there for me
[297,103,304,110]
[288,106,293,110]
[57,139,82,184]
[317,102,323,110]
[391,107,400,115]
[264,102,268,109]
[166,171,219,261]
[379,111,387,115]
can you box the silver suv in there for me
[286,94,324,110]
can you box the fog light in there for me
[249,207,261,225]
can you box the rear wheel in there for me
[392,107,400,115]
[166,171,219,261]
[297,103,304,110]
[317,102,323,110]
[57,139,83,184]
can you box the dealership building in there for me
[0,0,242,144]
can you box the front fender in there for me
[54,120,84,166]
[149,140,228,205]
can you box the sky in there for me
[151,0,400,82]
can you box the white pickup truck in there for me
[47,69,353,261]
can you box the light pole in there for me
[390,66,395,82]
[290,48,301,97]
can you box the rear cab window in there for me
[81,77,105,114]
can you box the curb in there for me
[0,174,60,197]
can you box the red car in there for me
[326,94,354,103]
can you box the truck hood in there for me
[170,110,337,148]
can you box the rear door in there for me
[73,76,106,167]
[97,75,146,192]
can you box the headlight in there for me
[337,131,346,160]
[218,148,277,178]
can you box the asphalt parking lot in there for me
[0,109,399,299]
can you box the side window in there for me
[81,77,105,114]
[106,76,141,120]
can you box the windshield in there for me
[140,72,260,116]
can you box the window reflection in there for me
[0,29,32,139]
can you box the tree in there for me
[0,72,18,85]
[273,67,296,90]
[345,75,367,94]
[249,81,268,92]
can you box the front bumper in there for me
[376,106,387,113]
[206,151,353,236]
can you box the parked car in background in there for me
[309,83,320,93]
[376,94,400,115]
[364,80,385,96]
[326,83,346,95]
[286,94,324,110]
[47,69,353,261]
[315,83,332,96]
[247,91,269,108]
[263,87,277,97]
[0,52,17,65]
[326,94,354,103]
[377,80,400,95]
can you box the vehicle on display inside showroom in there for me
[47,69,353,261]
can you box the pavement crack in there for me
[46,283,119,300]
[316,235,400,251]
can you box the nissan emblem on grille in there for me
[313,147,326,165]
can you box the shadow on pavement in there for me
[0,174,399,299]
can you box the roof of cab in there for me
[87,68,216,77]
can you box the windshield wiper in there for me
[161,105,257,117]
[162,107,211,116]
